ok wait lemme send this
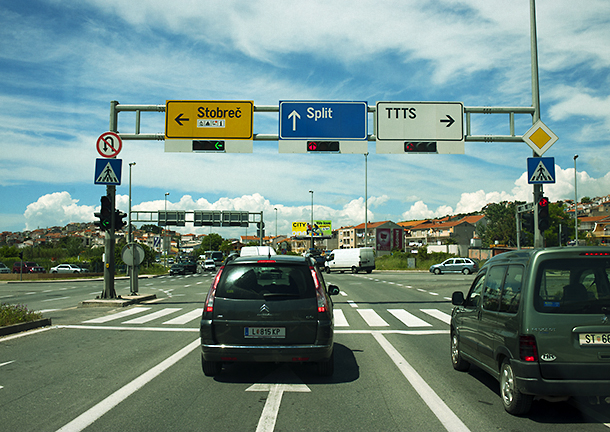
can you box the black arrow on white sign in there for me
[440,115,455,127]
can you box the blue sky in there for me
[1,0,609,237]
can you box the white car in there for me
[0,262,9,274]
[203,259,216,272]
[50,263,83,274]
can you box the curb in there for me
[79,293,157,307]
[0,318,52,337]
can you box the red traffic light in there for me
[538,197,549,207]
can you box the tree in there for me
[140,224,162,234]
[481,202,518,247]
[193,233,224,258]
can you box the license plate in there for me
[244,327,286,339]
[579,333,610,345]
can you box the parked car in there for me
[324,247,375,274]
[200,255,340,377]
[13,261,44,273]
[429,258,478,275]
[0,262,10,274]
[203,259,216,272]
[50,263,83,273]
[450,247,610,415]
[169,263,186,275]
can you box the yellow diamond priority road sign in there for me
[165,100,253,140]
[522,120,558,156]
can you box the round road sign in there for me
[122,243,145,266]
[96,131,123,158]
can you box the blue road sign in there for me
[527,157,555,184]
[94,158,122,185]
[279,101,367,140]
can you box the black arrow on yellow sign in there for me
[175,113,190,126]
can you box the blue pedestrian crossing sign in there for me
[527,157,555,184]
[94,158,122,185]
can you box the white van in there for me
[240,246,277,257]
[324,247,375,274]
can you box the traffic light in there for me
[192,140,225,151]
[307,141,340,152]
[560,224,569,245]
[114,210,127,231]
[404,142,437,153]
[522,212,534,233]
[95,195,112,231]
[256,222,265,238]
[537,196,550,232]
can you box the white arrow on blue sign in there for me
[279,101,367,140]
[527,157,555,184]
[94,158,122,185]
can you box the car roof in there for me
[227,255,311,266]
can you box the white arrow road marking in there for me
[246,369,311,432]
[288,110,300,131]
[0,361,15,389]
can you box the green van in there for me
[450,247,610,415]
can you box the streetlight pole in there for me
[574,154,579,244]
[274,207,278,238]
[364,152,368,248]
[309,190,314,250]
[164,192,169,267]
[128,162,137,295]
[128,162,136,244]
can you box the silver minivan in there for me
[451,247,610,415]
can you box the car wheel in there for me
[317,349,334,377]
[462,268,470,275]
[434,268,441,275]
[325,267,331,274]
[450,332,470,371]
[500,359,533,415]
[351,266,358,274]
[366,269,372,274]
[202,355,222,377]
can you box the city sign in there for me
[527,157,555,184]
[523,120,558,156]
[96,131,122,158]
[165,100,254,140]
[279,101,367,140]
[375,101,464,142]
[94,158,122,185]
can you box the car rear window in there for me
[535,258,610,314]
[216,264,315,300]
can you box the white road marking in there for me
[333,309,349,327]
[163,308,203,325]
[357,309,389,327]
[373,332,470,432]
[421,309,452,325]
[122,308,182,324]
[82,307,151,324]
[389,309,432,327]
[55,339,200,432]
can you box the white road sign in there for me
[375,102,464,142]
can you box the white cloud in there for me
[24,192,97,230]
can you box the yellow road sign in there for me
[522,120,558,156]
[165,100,253,139]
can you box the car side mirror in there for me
[451,291,465,306]
[328,284,340,296]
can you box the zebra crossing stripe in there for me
[334,309,349,327]
[357,309,389,327]
[123,308,182,324]
[163,308,203,325]
[388,309,432,327]
[83,307,151,324]
[420,309,451,325]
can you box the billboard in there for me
[376,228,404,251]
[292,220,332,239]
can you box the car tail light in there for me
[580,252,610,256]
[204,266,224,313]
[519,335,538,362]
[257,259,276,263]
[310,266,329,313]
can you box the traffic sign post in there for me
[527,157,555,184]
[94,159,122,185]
[96,132,122,158]
[165,100,254,140]
[375,102,464,154]
[278,101,368,154]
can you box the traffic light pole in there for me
[100,101,119,299]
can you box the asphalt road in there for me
[1,270,610,431]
